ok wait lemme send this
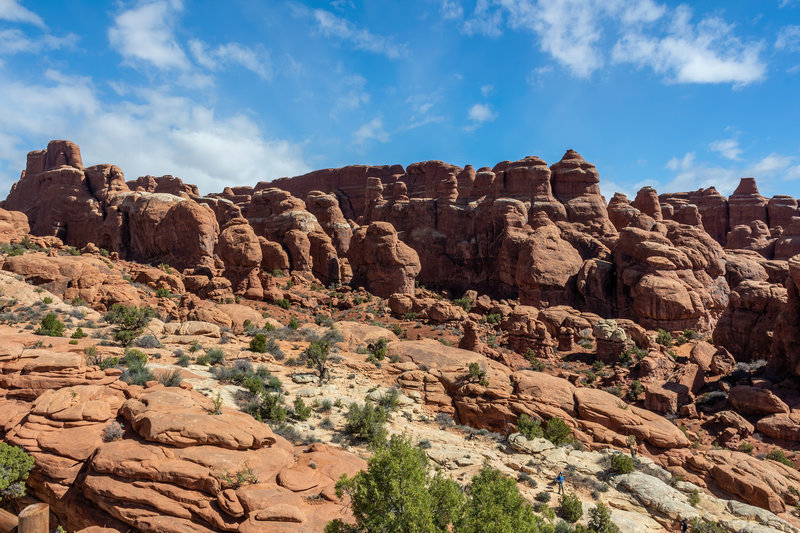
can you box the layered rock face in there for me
[0,349,364,532]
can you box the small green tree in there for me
[305,338,330,384]
[558,493,583,523]
[516,414,544,440]
[0,442,35,502]
[656,329,673,347]
[586,502,620,533]
[544,417,572,445]
[293,397,312,421]
[609,453,634,475]
[344,402,388,447]
[456,465,546,533]
[104,304,155,346]
[326,435,464,533]
[250,333,267,353]
[36,312,65,337]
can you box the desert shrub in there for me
[344,402,388,447]
[71,296,88,306]
[738,442,754,454]
[102,421,125,442]
[135,334,162,348]
[275,298,291,309]
[158,368,183,387]
[544,417,572,445]
[104,304,155,346]
[288,317,300,330]
[627,380,644,402]
[766,449,795,468]
[453,296,473,311]
[656,329,673,347]
[609,453,634,475]
[535,490,551,503]
[315,314,334,327]
[683,329,698,340]
[221,465,258,488]
[517,413,544,440]
[378,387,401,412]
[467,362,489,387]
[206,348,225,365]
[366,337,389,363]
[249,391,287,422]
[155,287,172,298]
[293,397,312,421]
[688,489,700,507]
[689,518,725,533]
[71,327,86,339]
[176,353,191,367]
[485,313,501,325]
[250,333,267,353]
[36,312,65,337]
[403,312,418,320]
[42,296,52,304]
[558,493,583,523]
[0,442,35,502]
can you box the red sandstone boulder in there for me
[348,222,420,297]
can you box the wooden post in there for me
[0,508,18,533]
[17,504,48,533]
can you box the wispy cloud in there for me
[664,150,798,195]
[294,5,407,59]
[0,0,45,28]
[0,29,78,55]
[109,0,190,70]
[444,1,765,85]
[776,25,800,52]
[709,138,742,161]
[189,40,272,79]
[353,116,390,144]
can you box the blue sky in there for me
[0,0,799,200]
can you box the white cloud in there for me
[709,138,742,161]
[462,0,504,37]
[0,29,78,55]
[295,6,407,59]
[0,0,44,28]
[441,0,464,20]
[611,6,766,85]
[188,40,271,79]
[663,150,799,196]
[449,1,763,85]
[526,65,553,86]
[353,117,390,144]
[468,103,497,122]
[776,25,800,52]
[480,84,494,96]
[502,0,604,78]
[334,73,370,113]
[0,70,308,196]
[109,0,190,70]
[465,103,497,130]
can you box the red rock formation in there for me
[348,222,420,297]
[550,150,616,240]
[0,208,29,243]
[127,175,199,198]
[266,164,403,219]
[729,177,768,228]
[217,218,264,299]
[768,195,799,230]
[632,186,662,221]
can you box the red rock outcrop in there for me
[0,208,29,243]
[127,175,199,198]
[728,177,768,229]
[550,150,616,240]
[348,222,420,297]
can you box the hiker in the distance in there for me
[680,518,689,533]
[555,471,565,494]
